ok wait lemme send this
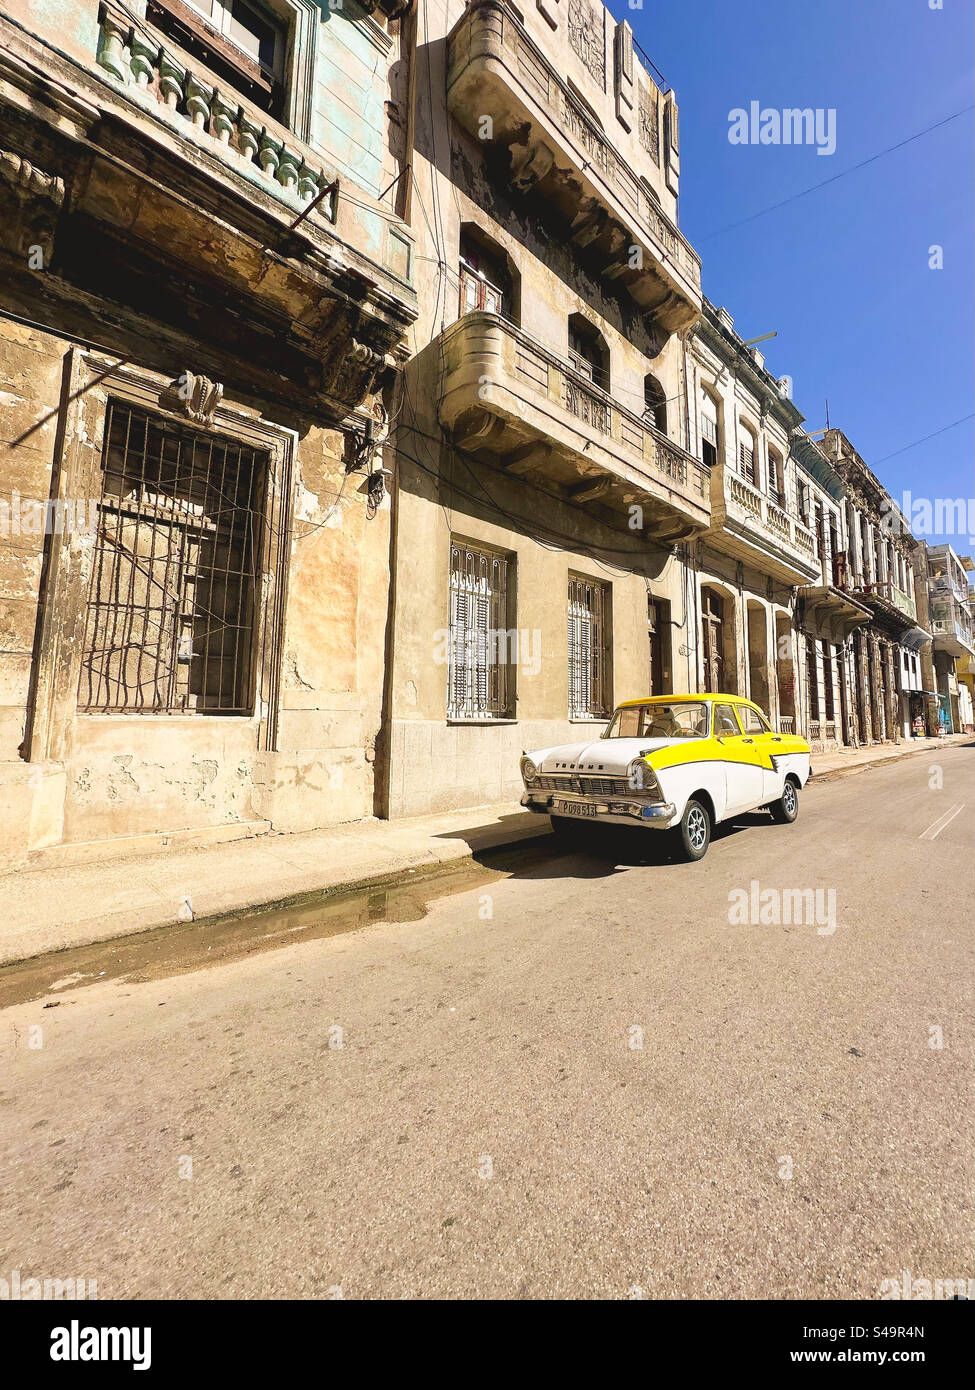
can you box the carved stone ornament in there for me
[160,372,224,425]
[639,96,660,165]
[567,0,605,89]
[0,149,66,260]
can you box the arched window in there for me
[459,225,518,323]
[568,313,610,390]
[700,391,719,468]
[644,373,667,434]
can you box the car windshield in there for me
[603,701,709,739]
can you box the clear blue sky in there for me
[612,0,974,547]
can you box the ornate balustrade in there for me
[96,2,337,218]
[436,312,711,539]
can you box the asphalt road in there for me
[2,745,973,1299]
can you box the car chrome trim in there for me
[520,790,676,827]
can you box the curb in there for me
[0,817,551,972]
[809,737,972,785]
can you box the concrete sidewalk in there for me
[0,805,549,967]
[1,731,970,967]
[810,732,971,781]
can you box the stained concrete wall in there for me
[0,315,394,866]
[384,0,695,818]
[0,0,419,868]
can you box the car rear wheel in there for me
[770,778,799,824]
[678,799,711,861]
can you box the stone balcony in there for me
[0,4,417,424]
[437,312,711,541]
[709,465,820,583]
[844,576,921,638]
[446,0,701,344]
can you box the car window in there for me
[713,704,741,736]
[603,702,708,738]
[612,706,643,738]
[741,706,770,733]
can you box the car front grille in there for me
[535,775,633,796]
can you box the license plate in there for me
[553,799,597,818]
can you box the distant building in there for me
[921,544,975,733]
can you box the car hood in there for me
[527,737,694,775]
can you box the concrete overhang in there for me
[435,311,711,542]
[800,586,873,640]
[0,14,417,423]
[932,629,975,659]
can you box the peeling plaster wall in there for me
[0,317,394,865]
[0,0,415,867]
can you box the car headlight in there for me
[520,756,538,784]
[627,759,659,794]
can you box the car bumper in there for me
[520,789,677,828]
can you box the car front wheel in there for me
[678,798,711,861]
[770,779,800,824]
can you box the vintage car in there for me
[519,694,811,861]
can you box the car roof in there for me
[616,693,761,708]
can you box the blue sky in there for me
[611,0,974,547]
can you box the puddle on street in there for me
[0,842,556,1011]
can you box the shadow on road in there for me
[473,810,774,878]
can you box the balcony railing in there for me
[437,312,710,539]
[931,597,975,654]
[930,575,972,607]
[96,2,338,219]
[847,577,917,621]
[446,0,700,330]
[714,467,819,581]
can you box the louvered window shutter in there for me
[567,609,580,718]
[474,588,490,714]
[449,586,471,717]
[578,614,592,715]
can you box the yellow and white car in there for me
[519,694,811,861]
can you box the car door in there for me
[739,704,783,804]
[712,702,765,814]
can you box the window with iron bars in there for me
[78,399,268,715]
[568,575,610,719]
[447,541,513,720]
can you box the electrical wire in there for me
[698,104,975,242]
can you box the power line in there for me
[698,104,975,241]
[871,413,975,468]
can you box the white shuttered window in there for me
[448,542,512,720]
[568,575,609,719]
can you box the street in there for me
[1,745,973,1300]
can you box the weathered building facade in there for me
[1,0,961,872]
[383,0,708,816]
[921,543,974,734]
[686,302,850,748]
[819,429,927,746]
[0,0,416,868]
